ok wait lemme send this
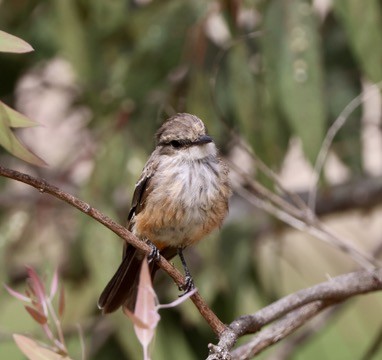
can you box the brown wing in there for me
[127,173,151,226]
[123,159,155,256]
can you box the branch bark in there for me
[0,165,226,336]
[292,176,382,216]
[207,268,382,359]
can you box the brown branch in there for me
[0,165,226,336]
[230,301,331,360]
[264,304,343,360]
[292,176,382,216]
[207,268,382,359]
[262,238,382,360]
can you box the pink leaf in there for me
[26,266,48,316]
[123,307,151,330]
[49,269,59,299]
[3,283,32,303]
[133,258,160,353]
[13,334,72,360]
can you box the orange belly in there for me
[132,195,228,249]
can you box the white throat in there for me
[181,142,217,161]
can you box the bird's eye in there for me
[170,140,182,148]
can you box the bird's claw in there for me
[146,240,160,263]
[178,275,195,296]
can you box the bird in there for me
[98,113,231,314]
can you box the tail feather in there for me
[98,246,143,313]
[98,245,179,314]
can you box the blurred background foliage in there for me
[1,0,382,359]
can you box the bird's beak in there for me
[196,135,213,145]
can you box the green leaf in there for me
[186,71,218,132]
[0,102,40,128]
[52,0,91,82]
[0,102,47,167]
[0,30,34,53]
[227,43,257,142]
[333,0,382,83]
[263,0,326,162]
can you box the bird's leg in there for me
[177,247,195,294]
[145,239,160,263]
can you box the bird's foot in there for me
[177,247,195,295]
[145,240,160,263]
[179,274,195,295]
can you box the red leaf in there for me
[25,305,47,325]
[58,286,65,318]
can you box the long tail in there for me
[98,245,144,313]
[98,245,178,314]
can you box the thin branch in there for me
[290,175,382,216]
[308,81,382,211]
[207,268,382,359]
[265,237,382,360]
[265,303,344,360]
[230,301,331,360]
[234,182,378,271]
[0,165,226,336]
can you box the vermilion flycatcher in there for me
[98,113,231,313]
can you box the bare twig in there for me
[234,180,378,271]
[291,175,382,216]
[308,81,382,211]
[231,301,330,360]
[0,165,226,336]
[207,268,382,359]
[265,304,344,360]
[264,236,382,360]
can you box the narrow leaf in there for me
[228,43,257,144]
[123,307,151,330]
[53,0,91,81]
[3,283,32,303]
[0,102,40,128]
[26,266,48,316]
[49,270,59,300]
[58,286,65,318]
[333,0,382,82]
[25,305,48,325]
[0,30,34,53]
[0,103,47,166]
[133,258,160,349]
[263,0,326,162]
[13,334,72,360]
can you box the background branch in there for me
[207,268,382,359]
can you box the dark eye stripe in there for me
[158,139,200,148]
[170,140,182,148]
